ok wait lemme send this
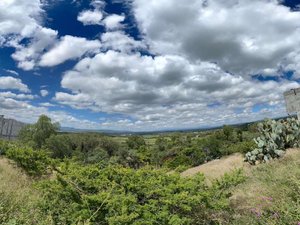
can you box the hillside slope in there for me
[0,157,50,224]
[181,149,300,224]
[181,153,246,180]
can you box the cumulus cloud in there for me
[0,91,34,100]
[101,31,146,53]
[2,0,300,130]
[54,50,299,130]
[0,0,60,70]
[103,14,125,30]
[0,76,30,93]
[11,27,58,70]
[77,9,103,25]
[131,0,300,76]
[0,100,100,129]
[0,0,43,37]
[40,89,49,97]
[39,35,101,67]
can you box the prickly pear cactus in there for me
[245,118,300,164]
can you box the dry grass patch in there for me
[181,153,248,181]
[0,157,51,225]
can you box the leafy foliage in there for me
[0,139,11,155]
[38,164,207,224]
[36,163,246,225]
[45,134,74,159]
[126,135,146,149]
[19,115,59,149]
[6,145,51,176]
[223,125,234,141]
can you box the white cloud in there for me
[4,69,19,76]
[0,0,43,37]
[39,35,101,67]
[101,31,146,53]
[40,89,49,97]
[0,0,59,70]
[0,91,34,100]
[11,27,58,70]
[2,0,300,130]
[77,9,103,25]
[39,102,55,107]
[0,76,29,93]
[0,99,100,129]
[131,0,300,76]
[103,14,125,30]
[90,0,105,9]
[54,50,299,130]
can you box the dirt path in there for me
[181,153,248,180]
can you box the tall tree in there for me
[19,115,59,148]
[223,125,234,141]
[33,115,59,148]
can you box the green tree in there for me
[222,125,234,141]
[155,136,168,151]
[98,137,119,156]
[126,135,146,149]
[33,115,59,148]
[45,134,73,159]
[19,115,59,149]
[236,129,243,142]
[19,124,35,146]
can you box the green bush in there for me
[37,163,209,224]
[190,169,246,224]
[222,140,256,155]
[0,140,11,155]
[45,134,74,159]
[6,146,51,176]
[165,154,193,169]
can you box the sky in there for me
[1,0,300,131]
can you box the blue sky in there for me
[0,0,300,131]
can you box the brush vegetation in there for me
[0,115,299,224]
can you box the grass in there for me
[181,153,246,180]
[228,149,300,224]
[0,157,51,225]
[180,148,300,224]
[1,148,299,224]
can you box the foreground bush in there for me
[37,163,245,225]
[245,118,300,164]
[6,146,51,176]
[0,140,11,155]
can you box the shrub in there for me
[190,169,246,224]
[222,140,256,155]
[37,163,211,225]
[165,154,193,169]
[6,146,51,176]
[0,140,11,155]
[126,135,146,149]
[45,134,74,159]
